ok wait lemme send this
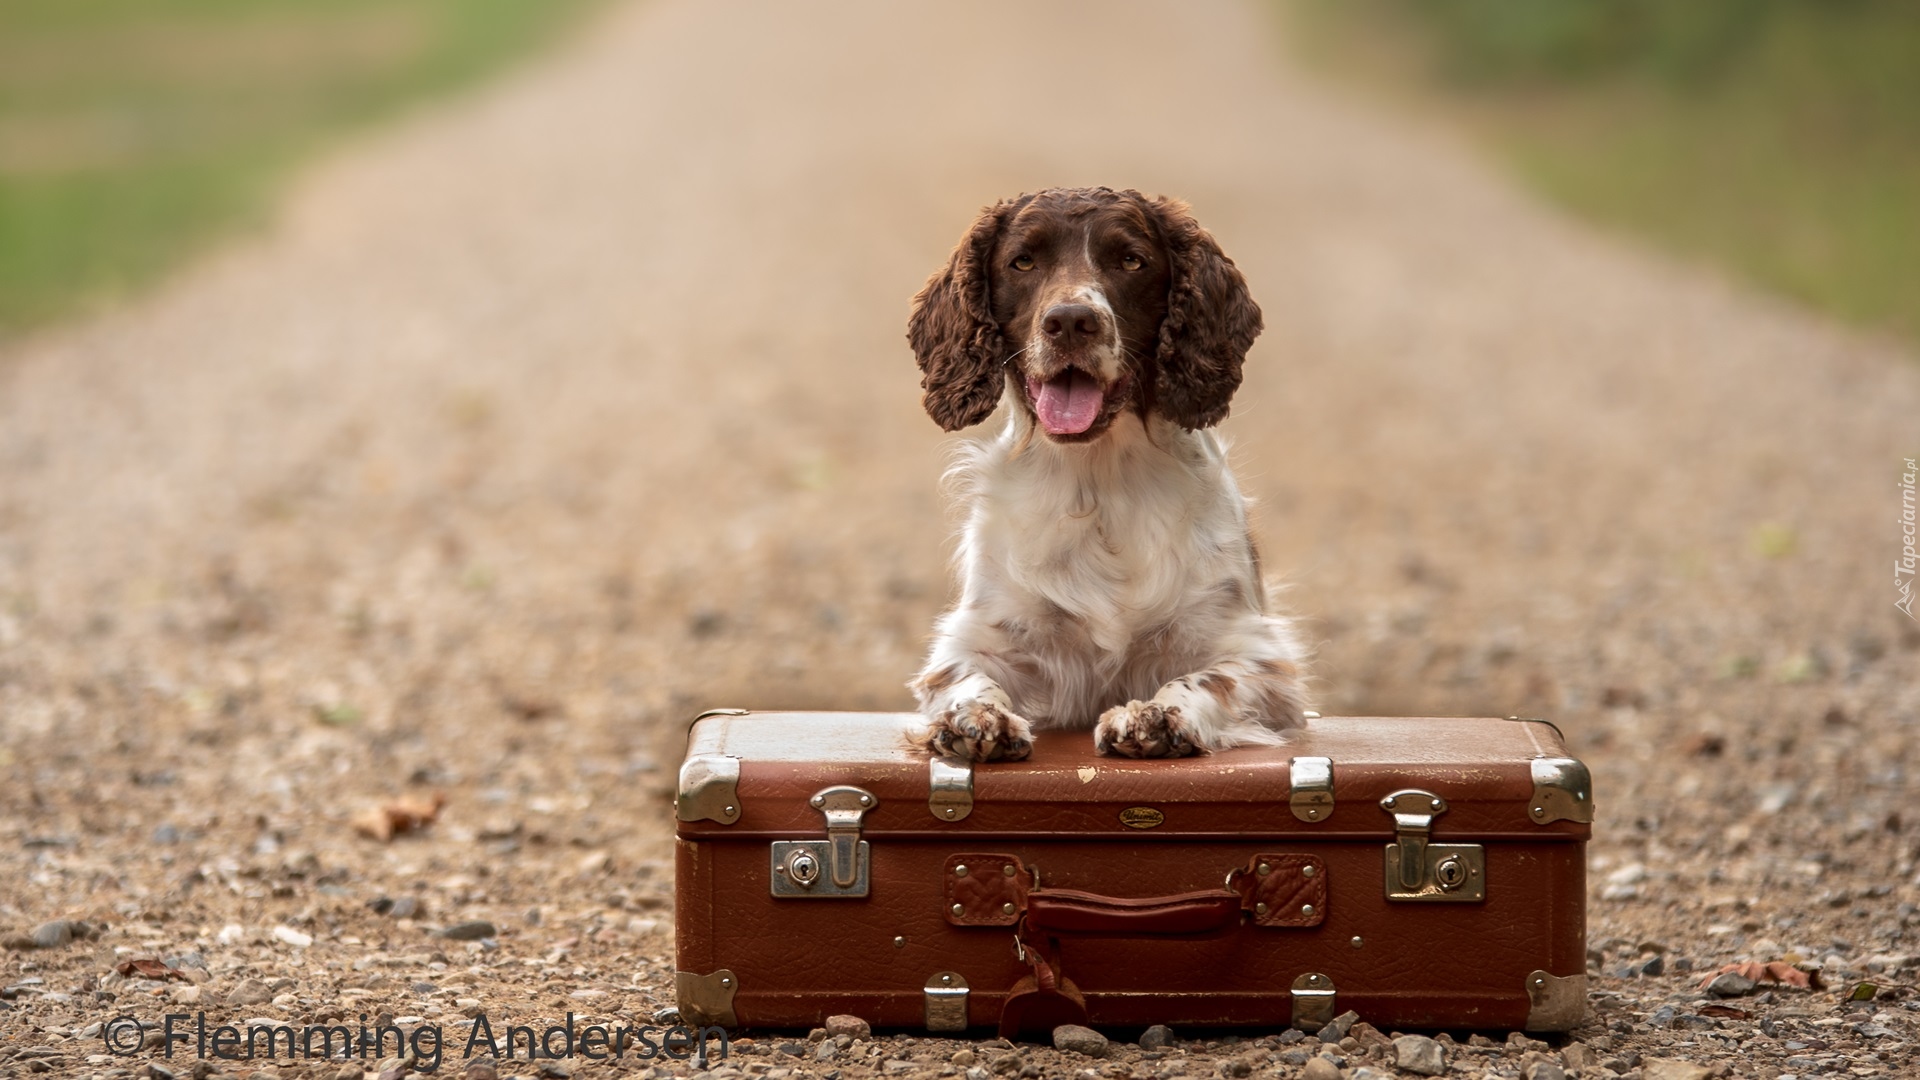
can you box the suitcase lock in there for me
[1380,790,1485,902]
[770,785,876,898]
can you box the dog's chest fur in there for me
[955,414,1256,716]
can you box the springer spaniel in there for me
[906,187,1309,762]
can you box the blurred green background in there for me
[0,0,605,337]
[2,0,1915,348]
[1290,0,1920,346]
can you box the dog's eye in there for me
[1120,253,1145,271]
[1011,254,1035,272]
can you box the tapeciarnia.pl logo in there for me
[1899,457,1917,621]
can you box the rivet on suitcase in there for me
[673,711,1592,1034]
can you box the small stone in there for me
[1275,1028,1305,1045]
[882,1061,916,1074]
[808,1028,827,1043]
[823,1014,871,1040]
[1301,1058,1341,1080]
[30,921,77,949]
[1279,1050,1311,1066]
[1346,1022,1391,1050]
[462,1061,499,1080]
[1052,1024,1109,1058]
[437,920,497,941]
[1525,1063,1567,1080]
[813,1042,838,1062]
[147,1065,179,1080]
[1642,1061,1712,1080]
[1317,1010,1360,1042]
[1392,1035,1445,1076]
[270,925,313,948]
[1139,1025,1174,1050]
[1637,954,1665,977]
[1561,1045,1591,1071]
[1349,1069,1391,1080]
[1706,972,1756,997]
[966,1068,990,1080]
[225,978,273,1006]
[951,1050,976,1067]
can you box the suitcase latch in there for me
[770,785,876,898]
[1380,789,1485,902]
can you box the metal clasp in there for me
[1380,789,1485,902]
[770,785,876,898]
[1289,756,1333,822]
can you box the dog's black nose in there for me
[1041,303,1102,349]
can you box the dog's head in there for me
[908,187,1262,439]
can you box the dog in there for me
[905,187,1309,762]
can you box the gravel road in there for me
[2,2,1917,1079]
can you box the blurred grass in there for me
[1288,0,1920,346]
[0,0,608,337]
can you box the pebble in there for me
[951,1049,976,1067]
[1317,1010,1360,1042]
[1052,1024,1109,1058]
[1301,1058,1342,1080]
[438,920,497,941]
[965,1069,990,1080]
[1139,1025,1174,1049]
[270,926,313,948]
[824,1014,871,1039]
[1393,1035,1445,1076]
[462,1062,498,1080]
[1347,1021,1391,1050]
[1638,954,1666,977]
[1706,972,1756,997]
[31,920,82,949]
[226,978,273,1006]
[1642,1061,1712,1080]
[1525,1062,1568,1080]
[1349,1069,1391,1080]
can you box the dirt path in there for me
[2,2,1917,1077]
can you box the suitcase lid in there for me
[675,711,1591,842]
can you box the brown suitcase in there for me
[673,711,1592,1035]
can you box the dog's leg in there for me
[1095,616,1307,758]
[910,628,1034,762]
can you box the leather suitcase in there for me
[673,711,1592,1035]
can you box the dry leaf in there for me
[1698,960,1823,991]
[115,958,190,982]
[351,792,447,842]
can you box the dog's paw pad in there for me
[919,699,1033,762]
[1094,701,1197,759]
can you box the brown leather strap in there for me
[1024,886,1243,935]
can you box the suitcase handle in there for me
[1024,887,1243,935]
[944,852,1327,932]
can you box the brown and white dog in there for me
[906,187,1309,762]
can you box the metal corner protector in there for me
[677,753,742,824]
[1524,970,1587,1031]
[1529,757,1594,825]
[675,969,738,1027]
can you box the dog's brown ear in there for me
[909,199,1017,431]
[1147,196,1263,430]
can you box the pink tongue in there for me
[1032,369,1104,435]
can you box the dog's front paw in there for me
[1094,701,1199,759]
[915,698,1034,762]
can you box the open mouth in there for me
[1024,367,1106,436]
